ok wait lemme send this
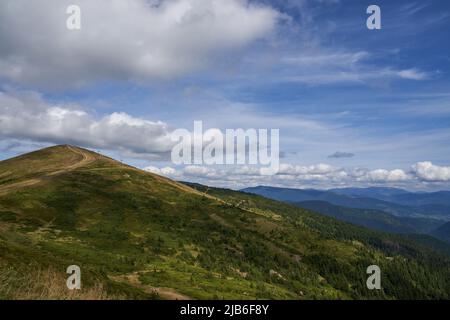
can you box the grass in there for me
[0,267,116,300]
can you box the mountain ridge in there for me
[1,146,450,299]
[242,186,450,220]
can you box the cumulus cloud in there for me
[364,169,411,182]
[412,162,450,182]
[0,0,279,88]
[144,166,179,176]
[278,163,339,175]
[0,90,173,157]
[183,165,226,179]
[2,89,449,189]
[142,163,419,189]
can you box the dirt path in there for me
[0,146,96,196]
[111,273,192,300]
[48,146,95,176]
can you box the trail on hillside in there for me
[0,145,256,218]
[0,146,95,196]
[0,145,205,198]
[111,273,193,300]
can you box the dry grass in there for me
[0,267,121,300]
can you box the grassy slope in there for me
[0,146,449,300]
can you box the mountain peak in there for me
[0,145,199,198]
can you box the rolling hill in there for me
[1,146,450,300]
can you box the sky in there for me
[0,0,450,190]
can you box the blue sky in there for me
[0,0,449,190]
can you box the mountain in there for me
[329,187,410,200]
[391,192,450,207]
[295,201,444,235]
[331,187,450,207]
[242,186,450,220]
[1,146,450,299]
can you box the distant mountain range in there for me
[330,187,450,207]
[242,186,450,243]
[242,186,450,219]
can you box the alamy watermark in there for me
[66,265,81,290]
[367,5,381,30]
[66,5,81,30]
[366,265,381,290]
[65,4,380,31]
[171,121,280,175]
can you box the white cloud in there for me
[0,0,431,90]
[283,67,430,85]
[275,45,429,86]
[184,165,222,178]
[278,163,339,175]
[0,90,173,156]
[0,0,279,88]
[282,51,369,67]
[143,166,161,174]
[144,165,179,176]
[397,69,429,80]
[1,89,449,189]
[160,166,177,175]
[364,169,411,182]
[412,162,450,182]
[143,162,421,189]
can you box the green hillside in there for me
[293,200,444,235]
[433,222,450,244]
[1,146,450,300]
